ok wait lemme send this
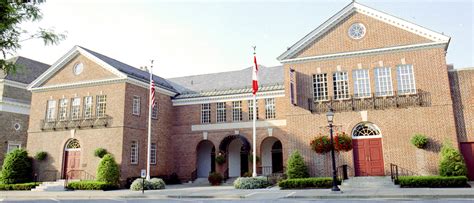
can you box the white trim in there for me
[172,90,285,106]
[191,119,287,131]
[352,135,382,140]
[280,42,446,64]
[126,78,176,96]
[0,99,30,115]
[0,79,28,89]
[30,78,126,92]
[6,142,22,153]
[64,148,81,152]
[448,67,474,72]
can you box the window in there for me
[45,100,56,121]
[201,103,211,124]
[375,67,393,96]
[131,141,138,164]
[83,96,93,119]
[397,65,416,95]
[132,96,141,116]
[313,73,328,101]
[353,69,371,98]
[232,101,242,121]
[333,72,349,99]
[71,98,81,120]
[96,95,107,117]
[151,143,157,165]
[265,98,276,119]
[7,143,21,153]
[248,100,259,120]
[58,98,68,121]
[151,101,158,119]
[216,102,226,123]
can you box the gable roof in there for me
[277,1,451,61]
[2,56,50,84]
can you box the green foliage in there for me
[0,182,39,190]
[129,178,165,191]
[215,155,225,165]
[149,178,166,189]
[398,176,468,188]
[286,151,309,179]
[0,149,32,184]
[233,176,270,189]
[278,177,341,189]
[439,142,467,176]
[34,151,47,161]
[411,134,429,149]
[94,148,108,158]
[208,172,223,186]
[96,154,119,185]
[67,181,117,190]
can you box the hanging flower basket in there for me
[334,132,353,152]
[215,154,226,165]
[310,135,332,154]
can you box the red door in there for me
[64,150,81,179]
[354,138,384,176]
[460,142,474,180]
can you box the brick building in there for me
[25,1,474,184]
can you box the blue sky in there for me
[16,0,474,78]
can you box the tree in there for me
[286,150,309,179]
[1,0,66,74]
[439,142,467,176]
[0,149,32,184]
[97,154,119,185]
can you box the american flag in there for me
[151,80,156,108]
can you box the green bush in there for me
[398,176,468,188]
[233,177,270,189]
[129,178,165,190]
[96,154,120,185]
[34,151,48,161]
[0,149,32,184]
[149,178,166,189]
[215,155,225,165]
[67,181,117,190]
[286,151,309,179]
[411,134,429,149]
[0,182,39,190]
[94,148,108,158]
[278,177,340,189]
[439,142,467,176]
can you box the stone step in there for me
[341,176,399,189]
[31,180,66,192]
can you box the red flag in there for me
[151,80,156,108]
[252,54,258,95]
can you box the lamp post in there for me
[327,108,340,192]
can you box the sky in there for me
[14,0,474,78]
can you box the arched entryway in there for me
[352,122,385,176]
[63,139,81,179]
[260,137,283,175]
[219,135,250,177]
[196,140,216,177]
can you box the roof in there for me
[2,56,50,84]
[167,65,284,98]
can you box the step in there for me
[341,176,399,189]
[31,180,67,192]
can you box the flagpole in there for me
[252,47,257,178]
[146,60,153,180]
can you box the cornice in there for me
[172,89,285,106]
[0,79,28,89]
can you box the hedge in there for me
[0,182,39,190]
[278,177,341,189]
[67,181,117,190]
[398,176,468,188]
[233,177,270,189]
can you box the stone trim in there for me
[191,119,287,131]
[0,98,30,115]
[0,79,28,89]
[172,90,285,106]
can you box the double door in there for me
[353,138,385,176]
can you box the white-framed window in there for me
[375,67,393,96]
[130,140,138,164]
[353,69,371,98]
[45,100,56,122]
[265,98,276,119]
[151,143,157,165]
[132,96,141,116]
[232,101,242,122]
[151,101,158,119]
[71,98,81,120]
[201,103,211,124]
[96,95,107,117]
[248,100,259,120]
[313,73,328,101]
[83,96,93,119]
[333,72,349,100]
[397,64,416,95]
[58,98,68,121]
[216,102,226,123]
[7,142,21,153]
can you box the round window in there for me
[73,62,84,75]
[14,123,21,131]
[348,23,366,40]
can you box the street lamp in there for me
[326,108,340,192]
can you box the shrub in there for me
[215,154,225,165]
[130,178,152,191]
[94,148,108,158]
[398,176,468,188]
[439,142,467,176]
[278,177,341,189]
[0,149,32,184]
[67,181,117,190]
[286,151,309,179]
[208,172,223,186]
[34,151,47,161]
[310,135,331,154]
[242,172,252,177]
[334,132,353,152]
[233,177,270,189]
[411,134,429,149]
[96,154,120,185]
[149,178,166,189]
[0,182,39,190]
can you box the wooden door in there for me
[64,150,81,179]
[354,138,384,176]
[460,142,474,180]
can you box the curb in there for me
[285,194,474,199]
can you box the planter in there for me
[208,172,223,186]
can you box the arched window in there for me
[65,139,81,149]
[352,123,381,138]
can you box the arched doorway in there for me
[63,139,81,179]
[219,135,250,177]
[196,140,216,178]
[261,137,283,175]
[352,122,385,176]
